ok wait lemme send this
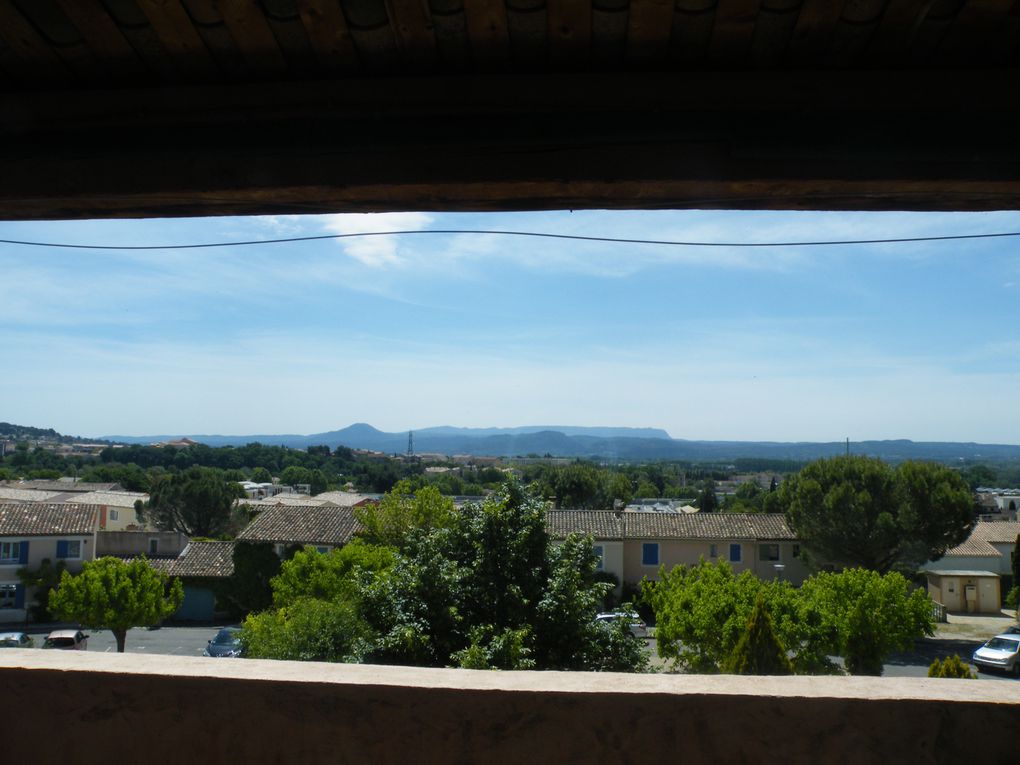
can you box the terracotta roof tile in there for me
[162,541,235,578]
[237,505,361,546]
[546,511,795,540]
[0,503,98,535]
[942,521,1020,557]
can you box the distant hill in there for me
[97,423,1020,463]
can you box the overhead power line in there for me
[2,229,1020,251]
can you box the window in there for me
[316,546,330,554]
[109,509,119,521]
[0,583,16,609]
[792,544,801,558]
[758,544,780,562]
[642,543,659,566]
[709,544,718,558]
[729,544,742,563]
[57,540,82,559]
[593,545,604,571]
[148,538,159,554]
[0,541,19,563]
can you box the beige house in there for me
[546,511,809,586]
[237,504,362,555]
[0,503,99,623]
[924,520,1020,577]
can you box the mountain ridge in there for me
[96,423,1020,462]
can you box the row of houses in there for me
[3,494,1018,623]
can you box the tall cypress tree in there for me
[724,593,793,675]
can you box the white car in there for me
[42,629,89,650]
[596,611,647,639]
[972,633,1020,676]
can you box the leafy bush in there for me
[928,655,975,679]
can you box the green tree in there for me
[17,558,67,621]
[798,568,934,675]
[723,593,793,675]
[645,559,801,672]
[49,557,183,652]
[646,560,932,675]
[218,542,284,617]
[241,598,371,662]
[144,467,243,537]
[250,466,273,483]
[771,456,974,573]
[697,480,719,513]
[355,481,456,550]
[247,480,646,672]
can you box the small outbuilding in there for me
[923,570,1002,614]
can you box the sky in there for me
[2,209,1020,443]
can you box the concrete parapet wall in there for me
[3,652,1019,764]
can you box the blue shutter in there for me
[18,541,29,564]
[56,540,69,559]
[14,584,25,609]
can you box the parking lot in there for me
[17,624,231,656]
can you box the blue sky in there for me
[2,209,1019,443]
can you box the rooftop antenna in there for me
[407,431,414,457]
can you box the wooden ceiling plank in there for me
[297,0,360,70]
[548,0,591,65]
[785,0,846,63]
[463,0,511,66]
[135,0,219,77]
[627,0,674,61]
[218,0,290,74]
[0,0,68,81]
[386,0,440,67]
[867,0,934,63]
[55,0,139,66]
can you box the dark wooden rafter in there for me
[296,0,361,70]
[786,0,846,63]
[54,0,139,68]
[386,0,440,67]
[463,0,511,66]
[218,0,289,74]
[0,0,68,83]
[548,0,591,66]
[136,0,219,77]
[710,0,762,63]
[627,0,674,62]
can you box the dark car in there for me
[204,626,243,658]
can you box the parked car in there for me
[42,629,89,650]
[595,611,648,639]
[1002,625,1020,635]
[203,626,243,658]
[972,633,1020,676]
[0,631,34,648]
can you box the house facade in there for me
[0,503,98,623]
[546,511,809,587]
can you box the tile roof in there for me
[546,511,796,541]
[942,521,1020,558]
[237,505,362,546]
[60,491,148,508]
[0,488,62,502]
[5,481,121,493]
[0,503,98,535]
[311,491,380,506]
[153,541,235,578]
